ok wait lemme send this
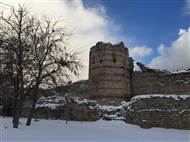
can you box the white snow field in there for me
[1,116,189,142]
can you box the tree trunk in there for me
[13,108,20,128]
[13,55,25,128]
[12,76,19,124]
[13,101,22,128]
[26,93,37,126]
[12,96,18,124]
[26,84,39,126]
[13,94,25,128]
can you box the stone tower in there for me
[89,42,133,104]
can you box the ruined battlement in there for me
[132,69,190,96]
[89,42,190,104]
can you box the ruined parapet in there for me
[136,62,158,72]
[125,94,190,129]
[132,69,190,96]
[88,41,132,104]
[133,62,190,95]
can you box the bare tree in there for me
[0,4,36,128]
[25,15,82,126]
[0,4,82,128]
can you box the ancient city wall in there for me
[89,42,132,103]
[21,99,100,121]
[125,95,190,129]
[132,71,190,96]
[88,42,190,104]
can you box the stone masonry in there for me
[132,71,190,96]
[88,42,133,104]
[89,41,190,103]
[125,95,190,130]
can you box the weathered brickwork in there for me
[89,42,132,102]
[21,100,100,121]
[89,41,190,103]
[125,95,190,130]
[132,71,190,96]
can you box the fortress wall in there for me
[132,71,190,96]
[125,95,190,129]
[89,42,131,103]
[90,67,129,76]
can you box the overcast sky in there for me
[1,0,190,80]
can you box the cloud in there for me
[3,0,122,80]
[128,46,153,71]
[157,44,168,56]
[183,0,190,15]
[148,28,190,70]
[129,46,152,58]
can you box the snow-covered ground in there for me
[1,116,189,142]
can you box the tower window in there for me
[93,61,95,64]
[113,59,116,63]
[100,59,102,64]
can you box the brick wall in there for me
[132,71,190,96]
[125,95,190,129]
[89,42,132,103]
